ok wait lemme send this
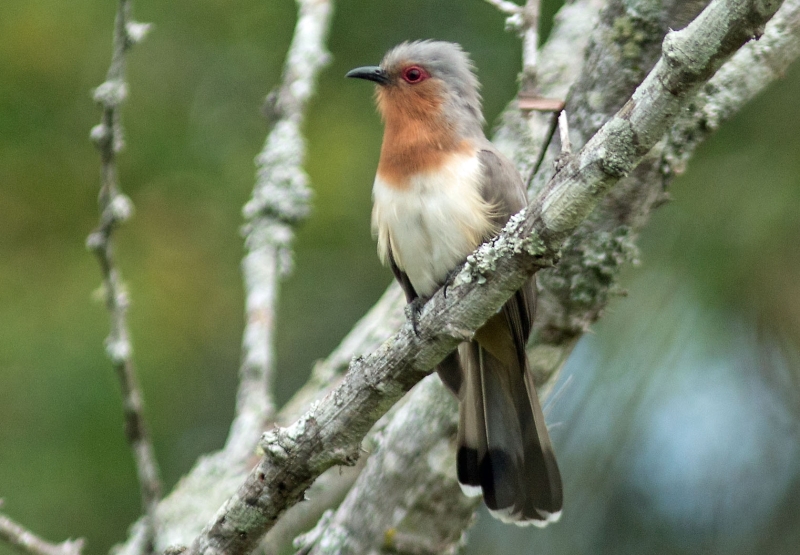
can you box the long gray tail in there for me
[453,340,563,526]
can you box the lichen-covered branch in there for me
[181,2,783,554]
[524,0,709,379]
[0,505,84,555]
[224,0,333,460]
[302,376,476,555]
[85,1,160,550]
[252,286,406,555]
[664,0,800,174]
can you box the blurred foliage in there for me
[0,1,798,554]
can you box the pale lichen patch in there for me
[457,209,547,285]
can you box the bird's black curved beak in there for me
[345,65,389,85]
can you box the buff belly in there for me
[371,152,495,298]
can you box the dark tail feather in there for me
[521,361,563,523]
[436,350,462,398]
[456,341,563,526]
[456,343,486,497]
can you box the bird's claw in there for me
[442,263,465,299]
[405,297,426,337]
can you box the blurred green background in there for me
[1,1,798,554]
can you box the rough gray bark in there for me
[300,377,472,555]
[179,2,786,555]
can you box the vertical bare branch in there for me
[521,0,541,82]
[85,0,159,550]
[0,504,84,555]
[484,0,541,85]
[224,0,335,459]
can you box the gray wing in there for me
[477,146,536,335]
[476,146,528,229]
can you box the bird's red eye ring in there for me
[402,65,429,84]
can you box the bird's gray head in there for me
[346,41,485,140]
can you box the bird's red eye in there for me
[402,65,429,84]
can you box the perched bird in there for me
[346,41,562,526]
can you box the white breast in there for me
[371,153,496,298]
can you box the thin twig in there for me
[557,110,571,155]
[553,109,573,172]
[0,506,84,555]
[521,0,542,81]
[484,0,522,15]
[485,0,541,84]
[86,0,159,550]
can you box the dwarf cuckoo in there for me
[347,40,562,526]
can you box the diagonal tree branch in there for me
[181,2,784,554]
[301,376,472,555]
[664,0,800,173]
[85,0,160,551]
